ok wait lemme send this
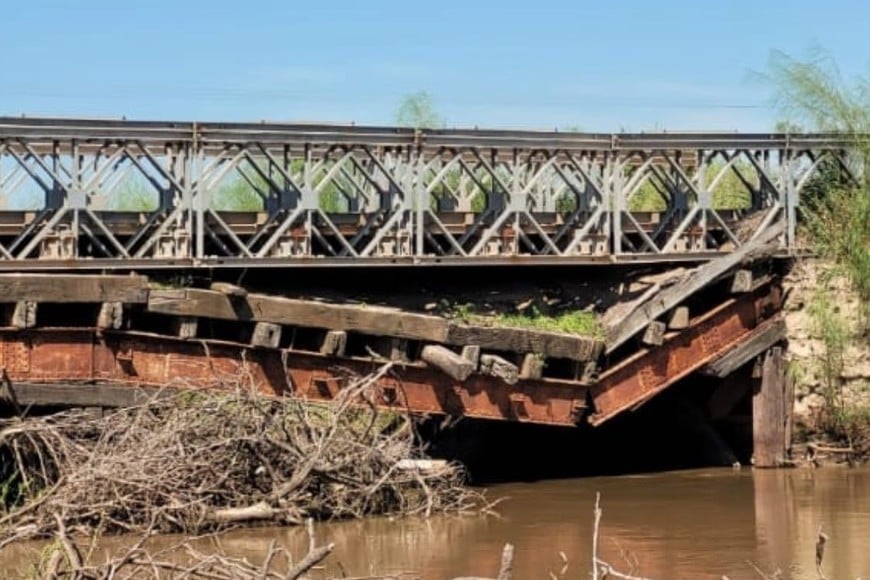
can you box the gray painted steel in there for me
[0,117,856,268]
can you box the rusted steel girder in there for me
[0,283,781,426]
[588,284,782,425]
[0,329,588,426]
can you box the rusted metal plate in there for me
[0,329,94,382]
[0,282,782,428]
[588,284,782,426]
[0,329,589,426]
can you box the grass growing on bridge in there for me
[451,302,602,337]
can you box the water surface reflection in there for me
[2,468,867,578]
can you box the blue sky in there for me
[0,0,866,131]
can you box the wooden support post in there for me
[171,316,198,339]
[10,301,36,329]
[784,371,795,454]
[668,306,690,330]
[731,269,753,293]
[480,354,519,385]
[319,330,347,357]
[461,345,481,368]
[421,345,474,381]
[641,321,666,346]
[97,302,124,330]
[251,322,281,348]
[752,346,786,467]
[519,353,544,380]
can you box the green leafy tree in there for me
[395,91,444,129]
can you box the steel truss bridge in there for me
[0,117,855,270]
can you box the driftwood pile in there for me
[0,363,484,549]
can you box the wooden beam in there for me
[149,288,451,342]
[730,269,753,293]
[421,345,474,381]
[519,353,544,380]
[480,354,519,385]
[10,301,36,329]
[319,330,347,357]
[251,322,281,348]
[171,316,198,339]
[97,302,124,330]
[148,288,605,362]
[668,306,690,330]
[641,321,666,346]
[461,345,481,368]
[445,324,603,362]
[604,221,784,354]
[700,318,786,378]
[1,382,170,409]
[0,274,148,303]
[753,347,787,467]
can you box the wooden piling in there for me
[752,346,787,467]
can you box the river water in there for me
[2,467,868,579]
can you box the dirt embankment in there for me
[783,259,869,455]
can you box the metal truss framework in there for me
[0,118,857,269]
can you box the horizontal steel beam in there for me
[0,117,857,150]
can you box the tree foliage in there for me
[767,49,869,324]
[395,91,444,129]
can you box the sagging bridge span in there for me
[0,117,857,466]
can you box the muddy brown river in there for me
[2,467,868,579]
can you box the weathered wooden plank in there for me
[148,289,451,343]
[753,347,786,467]
[480,354,519,385]
[641,321,666,346]
[519,353,544,380]
[171,316,198,339]
[0,274,149,303]
[730,269,754,293]
[604,221,784,354]
[668,306,690,330]
[148,288,605,362]
[251,322,281,348]
[97,302,124,330]
[784,371,795,454]
[421,345,474,381]
[700,318,786,378]
[10,301,36,329]
[445,324,603,362]
[319,330,347,356]
[0,382,170,408]
[461,345,481,367]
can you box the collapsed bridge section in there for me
[0,223,787,442]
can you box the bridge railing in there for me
[0,117,856,268]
